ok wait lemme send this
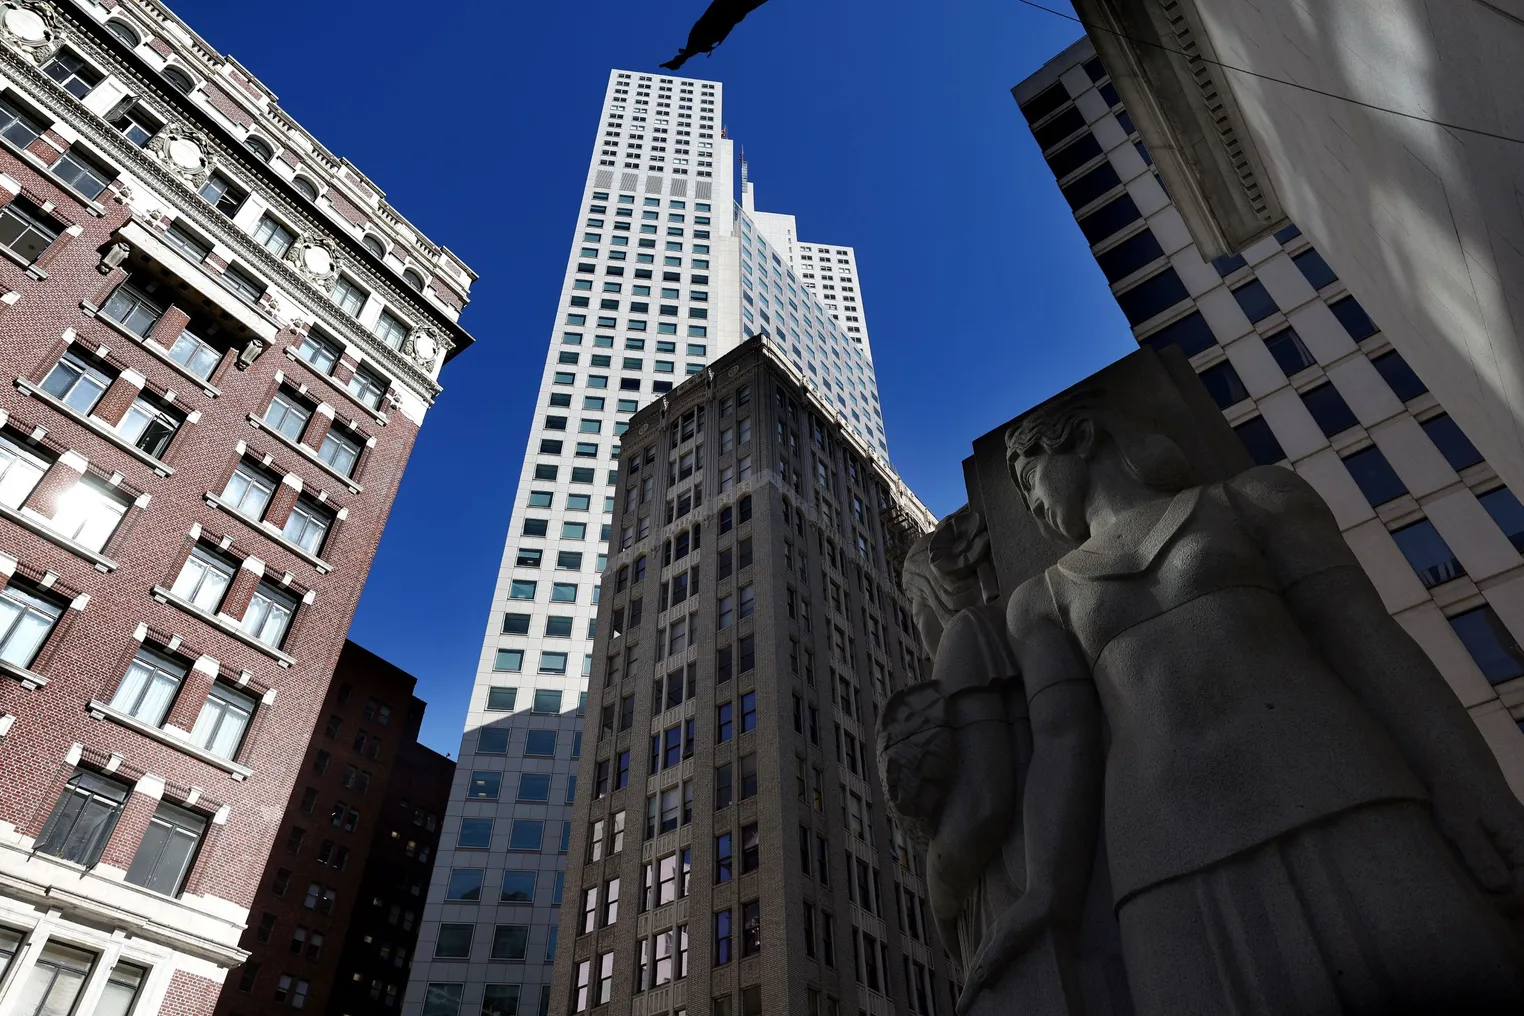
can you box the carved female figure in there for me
[967,392,1524,1014]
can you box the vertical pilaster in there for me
[96,773,163,871]
[89,367,147,427]
[261,472,302,531]
[216,556,265,629]
[163,654,219,737]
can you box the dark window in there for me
[35,770,128,865]
[1032,106,1086,150]
[1140,311,1216,358]
[1391,520,1464,588]
[1293,249,1337,289]
[1083,57,1107,82]
[1263,328,1315,375]
[1098,82,1120,107]
[1343,446,1406,506]
[1115,109,1136,135]
[502,613,531,635]
[125,801,206,896]
[1116,268,1188,326]
[1480,488,1524,553]
[1045,133,1102,180]
[0,95,46,148]
[1095,230,1164,283]
[1233,416,1285,466]
[1371,350,1427,402]
[1019,82,1069,124]
[0,197,60,263]
[1274,223,1302,243]
[1077,194,1141,244]
[52,150,113,200]
[1196,361,1249,409]
[1061,162,1121,211]
[1211,252,1247,276]
[1231,280,1279,323]
[1422,414,1483,471]
[1301,383,1359,437]
[1449,606,1524,685]
[1329,296,1378,340]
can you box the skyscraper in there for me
[408,69,913,1016]
[1015,38,1524,789]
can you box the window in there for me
[35,769,128,865]
[125,800,206,896]
[525,729,557,756]
[741,822,759,873]
[1480,487,1524,553]
[171,547,233,612]
[331,276,367,317]
[97,960,148,1015]
[1094,229,1163,283]
[43,51,102,99]
[42,350,110,415]
[477,728,508,753]
[1392,520,1464,588]
[510,820,545,851]
[714,909,733,965]
[200,173,247,218]
[221,461,276,519]
[347,366,387,410]
[219,264,265,305]
[50,477,127,552]
[0,95,44,148]
[1293,249,1338,289]
[191,683,256,758]
[1329,296,1378,340]
[1450,606,1524,685]
[490,925,529,961]
[245,135,274,161]
[741,899,761,955]
[1231,280,1278,323]
[318,428,361,477]
[1371,350,1427,402]
[293,176,319,200]
[1115,267,1188,326]
[15,943,96,1016]
[740,692,757,732]
[52,147,112,199]
[500,868,536,902]
[533,689,563,713]
[467,772,502,799]
[444,868,485,901]
[518,773,551,801]
[1422,414,1484,472]
[166,329,220,380]
[162,66,195,93]
[1300,382,1359,437]
[1343,446,1406,506]
[1263,328,1315,375]
[375,310,410,349]
[264,390,312,441]
[118,393,181,458]
[435,924,474,958]
[101,284,163,337]
[1233,416,1285,466]
[0,197,59,262]
[241,582,298,647]
[253,214,296,256]
[108,648,185,726]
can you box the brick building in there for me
[532,336,945,1016]
[0,0,475,1012]
[214,641,454,1016]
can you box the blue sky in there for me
[169,0,1137,754]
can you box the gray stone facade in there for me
[550,337,946,1016]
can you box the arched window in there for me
[245,136,273,161]
[162,66,193,93]
[361,234,385,257]
[403,269,424,292]
[292,176,318,200]
[105,20,141,47]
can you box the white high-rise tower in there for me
[406,69,901,1016]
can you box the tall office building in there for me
[408,70,915,1016]
[1015,38,1524,789]
[0,0,476,1012]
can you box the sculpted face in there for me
[1015,449,1091,542]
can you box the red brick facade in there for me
[0,1,474,1011]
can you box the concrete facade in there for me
[1069,0,1524,535]
[1015,37,1524,795]
[0,1,475,1013]
[211,641,454,1016]
[409,70,905,1016]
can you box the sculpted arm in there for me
[958,586,1103,1010]
[1237,465,1524,903]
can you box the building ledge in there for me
[203,491,333,574]
[151,584,296,668]
[0,501,119,572]
[281,347,389,426]
[118,219,280,343]
[79,301,223,399]
[0,656,47,690]
[86,698,252,780]
[244,413,361,494]
[15,377,174,476]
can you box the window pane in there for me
[1196,361,1249,409]
[1300,383,1359,437]
[1422,414,1483,472]
[1480,488,1524,554]
[1139,311,1216,358]
[1233,416,1285,466]
[109,648,184,726]
[1391,520,1464,588]
[1371,350,1427,402]
[1449,606,1524,685]
[1231,280,1278,323]
[125,800,206,895]
[1115,268,1188,326]
[1343,446,1406,506]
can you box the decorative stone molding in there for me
[284,236,338,287]
[400,324,443,373]
[0,1,59,64]
[146,123,212,188]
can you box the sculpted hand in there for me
[955,891,1053,1015]
[1433,781,1524,916]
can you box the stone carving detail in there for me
[234,336,266,371]
[400,325,441,372]
[0,1,58,63]
[146,124,212,187]
[285,238,338,287]
[889,374,1524,1015]
[98,240,129,275]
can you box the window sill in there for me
[281,348,389,426]
[0,656,47,690]
[79,301,222,399]
[87,698,253,780]
[0,241,45,279]
[0,501,118,572]
[151,584,296,668]
[245,414,361,494]
[203,491,334,574]
[15,378,175,476]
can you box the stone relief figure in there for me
[879,509,1087,1014]
[964,389,1524,1014]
